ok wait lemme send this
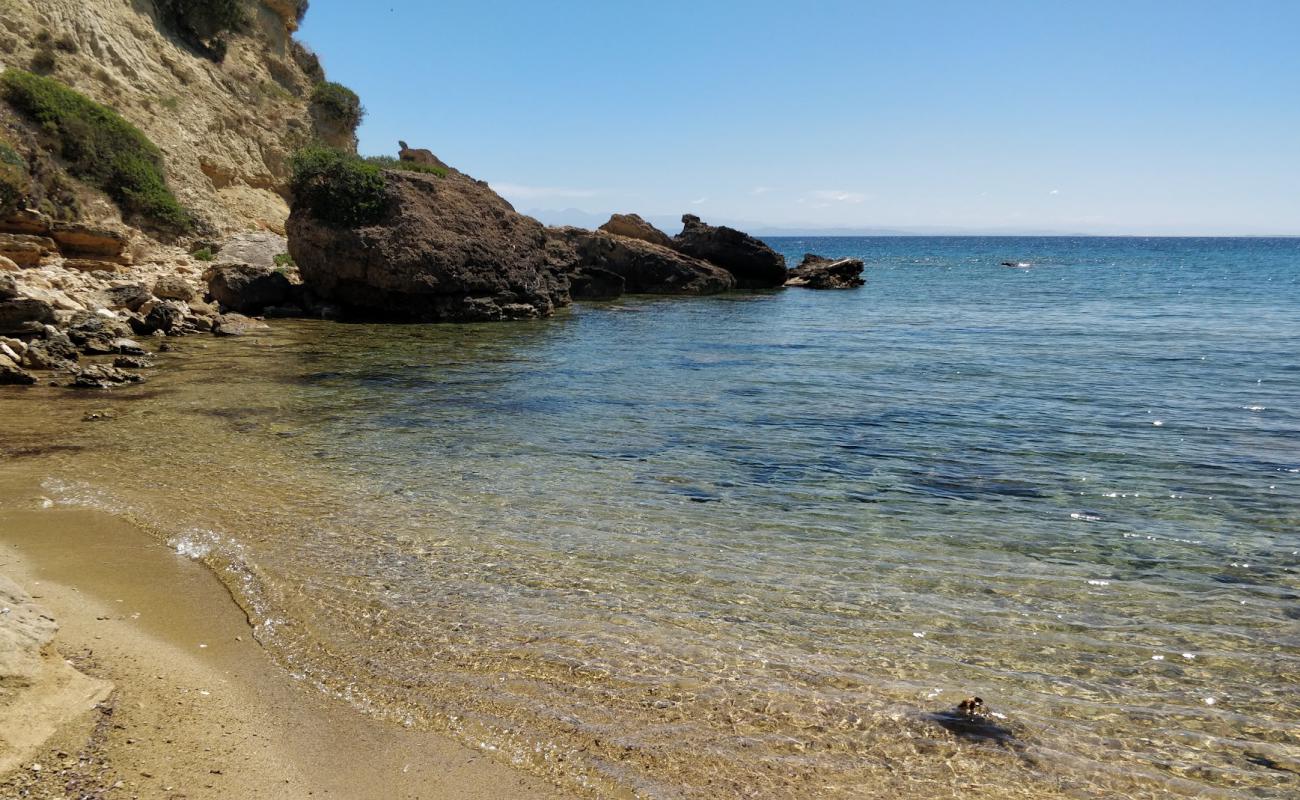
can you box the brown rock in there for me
[547,227,734,296]
[398,141,449,170]
[288,168,569,321]
[0,234,56,267]
[0,353,36,385]
[0,255,18,272]
[784,254,866,290]
[0,298,56,335]
[0,273,15,301]
[672,214,787,289]
[153,275,196,302]
[597,213,673,248]
[63,259,123,274]
[0,208,53,236]
[49,223,130,260]
[70,364,144,389]
[206,264,292,314]
[212,313,270,337]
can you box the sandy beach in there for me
[0,499,568,799]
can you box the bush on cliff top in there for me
[290,146,388,227]
[363,155,448,178]
[310,82,365,132]
[0,69,192,231]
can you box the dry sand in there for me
[0,502,570,799]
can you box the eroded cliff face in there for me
[0,0,323,235]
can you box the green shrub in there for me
[0,69,192,231]
[273,252,295,267]
[290,146,388,227]
[192,246,214,261]
[30,48,57,74]
[363,155,447,178]
[155,0,245,62]
[0,141,28,217]
[310,82,364,131]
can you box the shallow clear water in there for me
[2,237,1298,798]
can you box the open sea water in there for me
[3,236,1298,798]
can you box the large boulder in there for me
[49,223,131,264]
[672,214,787,288]
[598,213,673,248]
[785,254,865,289]
[213,232,290,269]
[547,227,735,297]
[0,297,55,335]
[0,233,56,267]
[205,264,293,314]
[0,352,36,385]
[288,169,570,321]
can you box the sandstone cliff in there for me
[0,0,327,235]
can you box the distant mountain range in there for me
[521,209,1090,237]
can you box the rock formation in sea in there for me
[785,254,866,289]
[547,225,735,297]
[597,213,675,248]
[288,164,571,321]
[671,214,789,289]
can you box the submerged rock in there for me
[69,364,145,389]
[672,214,787,289]
[547,227,734,297]
[289,168,569,321]
[785,254,865,289]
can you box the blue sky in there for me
[298,1,1299,235]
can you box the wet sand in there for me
[0,500,570,799]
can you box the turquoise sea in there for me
[6,236,1298,798]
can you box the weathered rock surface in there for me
[598,213,674,248]
[547,227,735,296]
[289,169,570,321]
[212,313,271,337]
[398,141,450,170]
[49,223,130,263]
[785,254,866,289]
[102,283,152,312]
[0,353,37,384]
[672,214,787,288]
[0,234,56,268]
[206,264,293,314]
[0,274,16,301]
[70,364,145,389]
[0,208,53,237]
[153,275,197,302]
[0,298,56,335]
[212,232,291,269]
[0,256,18,272]
[567,267,626,301]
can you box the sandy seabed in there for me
[0,498,569,799]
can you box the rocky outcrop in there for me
[48,224,130,264]
[212,232,290,269]
[0,234,56,268]
[598,213,673,248]
[0,297,55,335]
[785,254,865,289]
[398,141,450,170]
[672,214,787,289]
[205,264,293,314]
[547,227,735,296]
[288,169,570,321]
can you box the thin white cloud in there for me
[804,190,866,204]
[691,196,708,205]
[1049,189,1060,195]
[490,183,601,200]
[750,186,773,195]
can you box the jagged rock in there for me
[213,232,290,269]
[567,267,626,301]
[0,341,21,364]
[672,214,787,288]
[289,169,569,321]
[0,208,53,236]
[206,263,292,314]
[785,254,866,289]
[153,275,196,302]
[0,353,36,385]
[70,364,144,389]
[112,355,153,369]
[398,141,449,170]
[0,273,16,301]
[103,283,152,312]
[130,302,186,335]
[23,337,78,370]
[547,227,734,296]
[0,256,18,272]
[49,223,130,262]
[66,312,131,346]
[0,234,56,267]
[0,298,56,335]
[598,213,673,248]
